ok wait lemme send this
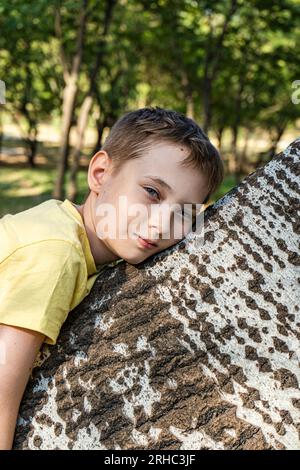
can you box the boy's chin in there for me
[118,249,155,266]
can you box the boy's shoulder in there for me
[0,198,86,264]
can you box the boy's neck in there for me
[72,193,120,266]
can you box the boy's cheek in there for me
[95,215,117,240]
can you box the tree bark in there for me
[13,139,300,450]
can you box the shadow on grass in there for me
[0,135,94,170]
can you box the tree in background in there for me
[0,0,299,200]
[0,0,60,167]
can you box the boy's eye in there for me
[144,186,160,200]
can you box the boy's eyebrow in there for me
[145,175,199,212]
[145,175,173,193]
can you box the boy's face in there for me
[88,141,208,265]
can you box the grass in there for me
[0,167,90,217]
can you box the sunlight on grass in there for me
[0,166,92,216]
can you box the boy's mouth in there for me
[135,234,157,248]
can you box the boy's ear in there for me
[87,150,113,193]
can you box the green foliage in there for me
[0,0,299,181]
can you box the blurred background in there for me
[0,0,299,217]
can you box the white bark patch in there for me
[108,361,161,425]
[169,426,224,449]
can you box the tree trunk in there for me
[13,139,300,450]
[67,95,93,202]
[186,92,194,120]
[52,1,88,200]
[202,0,238,134]
[203,77,212,134]
[52,77,78,200]
[268,124,287,160]
[231,125,242,185]
[181,70,194,120]
[26,139,37,168]
[91,117,106,157]
[216,125,225,154]
[26,127,38,168]
[240,127,251,173]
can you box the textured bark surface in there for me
[13,139,300,450]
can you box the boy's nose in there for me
[147,207,172,242]
[146,221,162,242]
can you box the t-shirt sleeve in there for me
[0,240,83,346]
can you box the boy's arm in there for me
[0,324,45,450]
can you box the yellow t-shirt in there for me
[0,199,123,345]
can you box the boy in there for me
[0,106,224,449]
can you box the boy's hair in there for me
[97,106,224,203]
